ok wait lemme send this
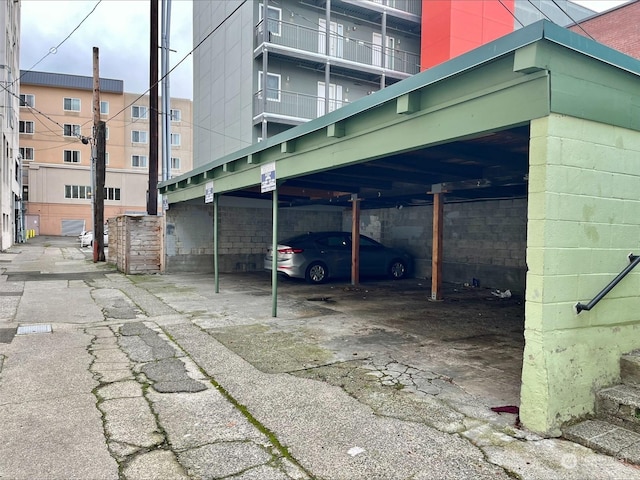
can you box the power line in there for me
[549,0,595,40]
[5,0,103,95]
[498,0,525,27]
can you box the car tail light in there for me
[278,247,304,254]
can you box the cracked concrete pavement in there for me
[0,236,639,479]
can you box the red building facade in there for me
[421,0,515,69]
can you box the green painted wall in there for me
[521,114,640,435]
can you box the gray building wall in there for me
[193,0,255,167]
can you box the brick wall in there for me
[347,198,528,291]
[570,2,640,59]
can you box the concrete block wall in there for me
[348,197,528,291]
[165,198,343,273]
[520,114,640,436]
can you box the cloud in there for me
[20,0,193,98]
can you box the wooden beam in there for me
[431,192,444,301]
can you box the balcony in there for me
[255,20,421,77]
[253,89,351,124]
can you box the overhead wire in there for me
[549,0,596,40]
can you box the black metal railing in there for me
[574,253,640,314]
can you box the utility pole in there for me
[161,0,172,182]
[148,0,159,215]
[93,46,105,262]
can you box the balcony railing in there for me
[370,0,421,16]
[254,89,350,122]
[255,20,420,76]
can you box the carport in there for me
[160,20,640,435]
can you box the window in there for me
[132,155,148,168]
[170,157,181,170]
[63,150,81,163]
[100,101,109,115]
[64,184,92,199]
[20,94,35,107]
[63,124,81,137]
[170,109,181,122]
[258,72,281,101]
[131,105,148,119]
[105,187,121,201]
[259,4,281,36]
[131,130,147,143]
[63,97,81,112]
[105,152,109,166]
[105,127,109,140]
[170,133,181,146]
[19,121,35,134]
[19,147,34,160]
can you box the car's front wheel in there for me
[305,262,328,284]
[389,259,407,279]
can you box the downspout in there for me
[262,0,269,140]
[325,0,331,113]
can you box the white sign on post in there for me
[261,162,276,193]
[205,181,214,203]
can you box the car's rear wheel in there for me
[389,259,407,279]
[305,262,328,284]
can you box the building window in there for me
[259,4,281,36]
[20,147,34,160]
[105,126,109,140]
[63,97,81,112]
[20,94,35,107]
[63,150,81,163]
[64,184,92,199]
[170,133,181,146]
[19,121,35,134]
[63,124,81,137]
[104,187,121,201]
[170,109,181,122]
[105,152,109,166]
[132,155,148,168]
[131,105,148,119]
[131,130,147,143]
[258,72,281,102]
[170,157,180,170]
[100,101,109,115]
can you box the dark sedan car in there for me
[264,231,411,284]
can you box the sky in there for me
[19,0,630,101]
[20,0,194,99]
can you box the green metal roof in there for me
[160,20,640,195]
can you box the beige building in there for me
[18,71,192,236]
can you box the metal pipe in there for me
[214,193,219,294]
[271,187,278,317]
[575,253,640,314]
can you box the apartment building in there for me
[18,71,192,236]
[0,0,21,250]
[192,0,593,168]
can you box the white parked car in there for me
[78,230,108,248]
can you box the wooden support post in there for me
[431,192,444,301]
[350,193,361,286]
